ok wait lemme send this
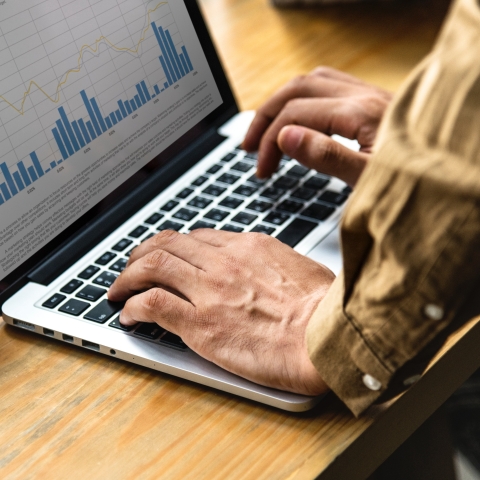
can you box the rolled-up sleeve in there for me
[307,0,480,416]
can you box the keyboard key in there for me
[219,196,243,209]
[129,225,149,238]
[59,299,90,316]
[190,220,216,230]
[343,185,353,194]
[277,199,303,213]
[230,161,252,173]
[264,212,291,225]
[95,252,117,266]
[176,187,194,199]
[244,152,257,160]
[142,232,155,242]
[318,190,348,205]
[188,196,212,209]
[282,154,292,162]
[78,265,101,279]
[160,200,179,212]
[173,208,199,222]
[273,176,298,190]
[160,332,188,349]
[251,224,275,235]
[112,238,133,252]
[217,173,241,185]
[60,279,84,294]
[204,208,229,222]
[246,174,265,186]
[207,164,222,174]
[134,323,165,339]
[246,200,273,212]
[304,175,330,190]
[42,293,67,309]
[125,248,136,257]
[76,285,107,302]
[291,187,316,200]
[93,271,118,288]
[203,184,226,197]
[233,185,257,197]
[109,316,134,331]
[84,300,122,324]
[110,258,128,273]
[288,165,310,177]
[276,218,317,247]
[220,152,237,163]
[302,203,335,221]
[221,224,244,232]
[260,187,285,201]
[191,175,208,187]
[144,213,164,225]
[231,212,257,225]
[157,220,184,232]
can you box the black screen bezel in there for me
[0,0,238,302]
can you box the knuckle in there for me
[153,229,180,246]
[310,65,334,78]
[287,74,309,94]
[144,288,167,312]
[144,249,170,271]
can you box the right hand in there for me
[242,66,393,186]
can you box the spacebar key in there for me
[275,218,318,247]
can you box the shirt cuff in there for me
[307,273,394,416]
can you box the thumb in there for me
[277,125,370,186]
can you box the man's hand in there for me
[108,229,334,396]
[243,66,392,186]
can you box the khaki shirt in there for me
[307,0,480,416]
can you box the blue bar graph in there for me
[72,121,86,148]
[18,162,31,187]
[0,183,11,201]
[78,119,91,144]
[118,100,127,118]
[0,21,195,207]
[136,84,147,105]
[13,172,25,191]
[27,166,38,182]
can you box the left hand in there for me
[108,229,334,396]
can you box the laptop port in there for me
[13,319,35,331]
[62,334,74,343]
[82,340,100,351]
[43,328,54,337]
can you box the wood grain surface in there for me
[0,0,459,479]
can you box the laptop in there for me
[0,0,356,411]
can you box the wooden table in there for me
[3,0,479,478]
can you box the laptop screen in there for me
[0,0,235,294]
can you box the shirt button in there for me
[423,304,444,321]
[362,374,382,391]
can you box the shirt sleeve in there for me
[307,0,480,416]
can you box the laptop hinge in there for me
[28,128,227,286]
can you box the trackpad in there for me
[306,227,343,276]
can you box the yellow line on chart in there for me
[0,1,168,115]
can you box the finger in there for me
[255,97,368,178]
[119,287,195,330]
[127,229,213,269]
[242,74,363,152]
[188,227,239,246]
[108,247,202,303]
[277,125,369,186]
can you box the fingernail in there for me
[279,126,304,153]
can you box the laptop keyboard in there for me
[39,146,351,352]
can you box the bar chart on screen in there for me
[0,0,197,206]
